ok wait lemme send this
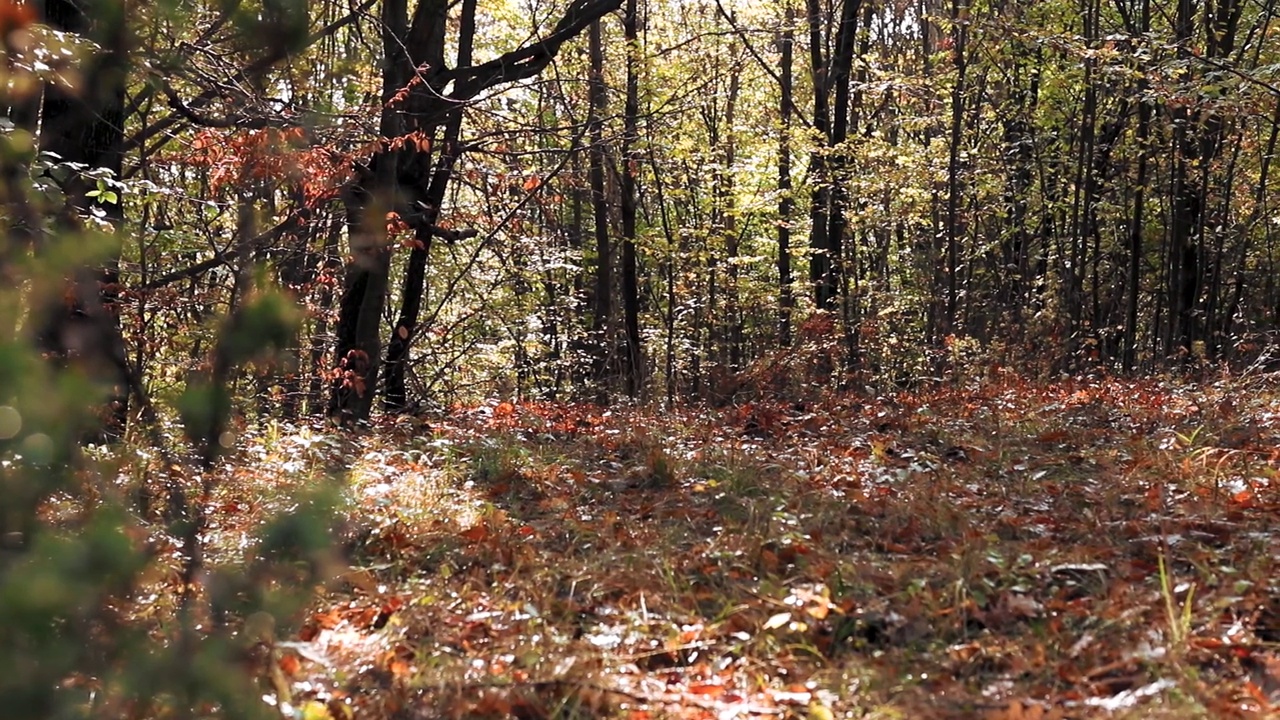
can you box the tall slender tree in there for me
[777,2,796,348]
[620,0,643,397]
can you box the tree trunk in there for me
[329,0,412,423]
[943,0,967,335]
[330,0,622,421]
[806,0,833,309]
[383,0,475,413]
[36,0,132,442]
[721,45,742,372]
[620,0,643,398]
[1166,0,1241,359]
[587,19,613,404]
[1123,0,1151,372]
[777,3,795,348]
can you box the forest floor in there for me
[203,372,1280,719]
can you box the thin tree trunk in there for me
[777,3,795,348]
[1123,0,1151,371]
[830,0,866,373]
[309,217,343,411]
[722,46,742,372]
[943,0,967,334]
[620,0,643,398]
[806,0,833,309]
[645,140,678,407]
[587,19,613,404]
[1067,0,1098,358]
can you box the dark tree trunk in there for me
[383,0,476,413]
[1066,0,1098,357]
[777,3,795,348]
[587,19,613,404]
[620,0,643,398]
[720,47,742,373]
[308,218,343,412]
[329,0,411,423]
[1123,0,1151,372]
[807,0,860,316]
[36,0,132,443]
[330,0,621,421]
[647,149,679,406]
[805,0,832,309]
[943,0,967,334]
[997,60,1038,321]
[1166,0,1241,359]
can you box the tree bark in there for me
[328,0,411,423]
[620,0,643,398]
[777,3,795,348]
[587,19,613,404]
[330,0,622,421]
[1123,0,1151,372]
[943,0,968,334]
[383,0,476,413]
[805,0,832,309]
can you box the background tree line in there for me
[11,0,1280,433]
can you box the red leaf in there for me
[459,524,490,543]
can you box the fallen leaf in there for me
[763,612,793,631]
[459,524,489,543]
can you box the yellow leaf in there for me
[299,700,331,720]
[807,701,835,720]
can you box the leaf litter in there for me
[191,374,1280,718]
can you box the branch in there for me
[122,0,377,153]
[139,213,304,290]
[711,0,811,124]
[159,79,299,130]
[428,225,478,243]
[408,0,623,127]
[1189,50,1280,99]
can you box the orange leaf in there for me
[388,657,411,677]
[459,525,489,543]
[1242,680,1270,709]
[312,608,342,629]
[278,653,301,677]
[0,0,35,35]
